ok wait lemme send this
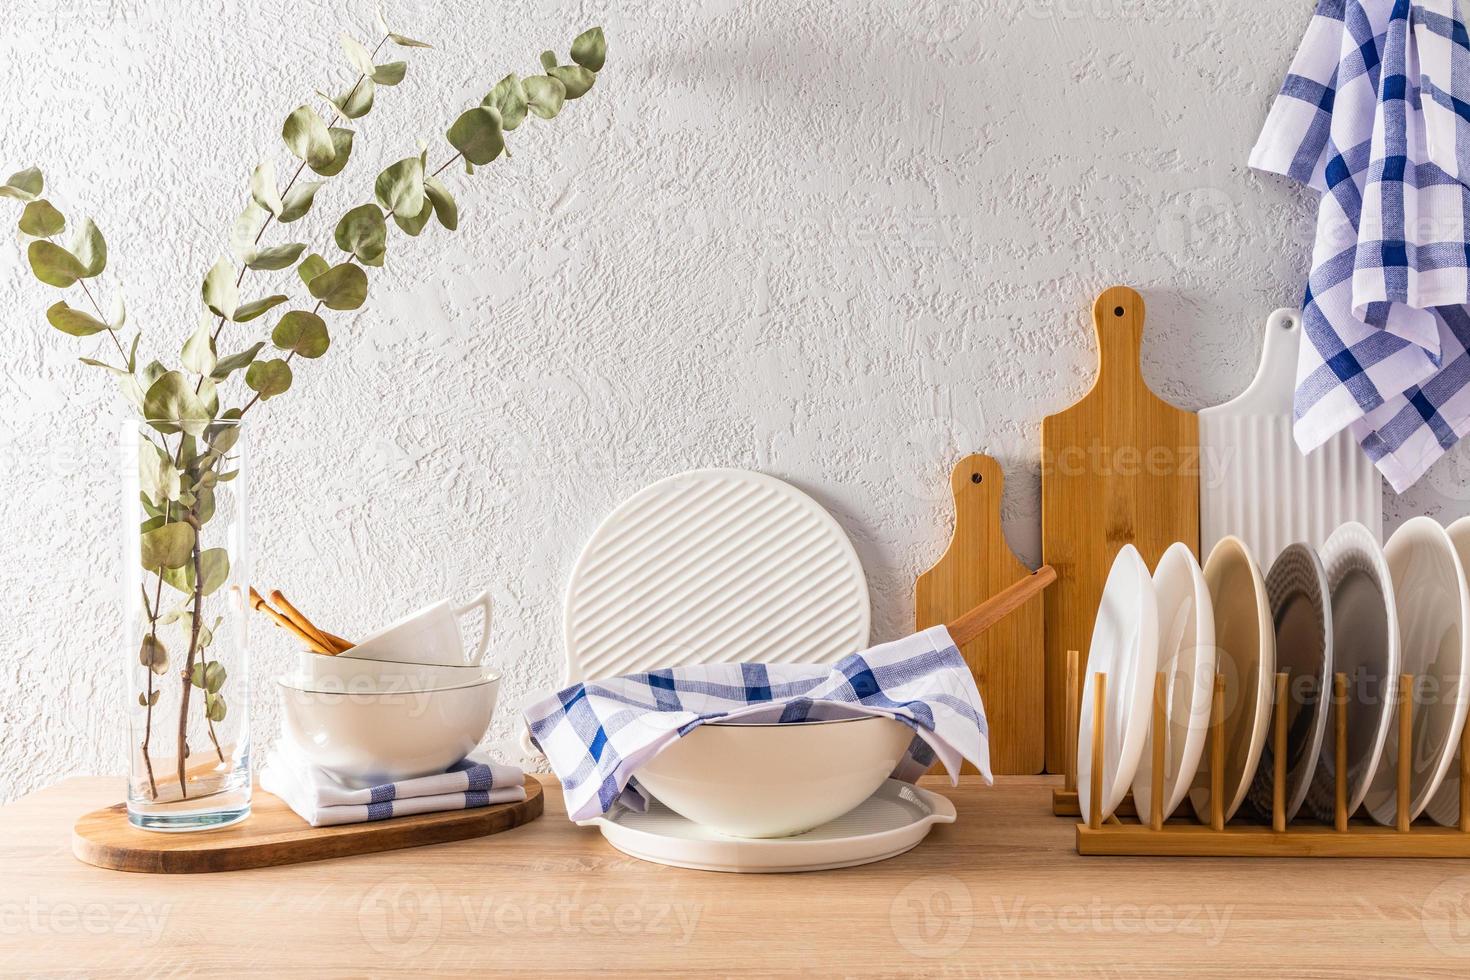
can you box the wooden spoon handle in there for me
[944,565,1057,648]
[248,587,330,655]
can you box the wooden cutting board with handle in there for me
[1041,285,1200,773]
[916,453,1044,774]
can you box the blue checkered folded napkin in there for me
[1251,0,1470,492]
[523,625,991,823]
[261,742,526,827]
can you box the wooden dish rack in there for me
[1050,650,1470,857]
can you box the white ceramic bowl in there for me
[633,715,915,838]
[276,674,499,787]
[293,651,489,693]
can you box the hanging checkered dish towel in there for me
[1251,0,1470,492]
[523,625,991,823]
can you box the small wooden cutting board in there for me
[916,453,1044,774]
[1041,286,1199,773]
[72,778,544,873]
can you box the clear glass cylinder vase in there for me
[121,418,250,831]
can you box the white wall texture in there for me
[1,0,1466,801]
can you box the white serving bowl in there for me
[293,651,488,693]
[276,673,499,787]
[633,715,915,838]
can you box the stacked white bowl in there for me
[276,592,498,788]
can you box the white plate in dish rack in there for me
[561,468,871,683]
[577,780,954,873]
[1199,308,1382,569]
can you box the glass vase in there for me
[120,418,250,831]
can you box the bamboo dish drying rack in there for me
[1051,650,1470,857]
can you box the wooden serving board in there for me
[916,453,1044,774]
[1041,286,1199,773]
[72,778,544,873]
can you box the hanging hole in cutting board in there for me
[971,472,983,484]
[1114,306,1124,317]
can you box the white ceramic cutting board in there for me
[1199,309,1383,567]
[562,468,871,684]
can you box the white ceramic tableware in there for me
[1198,308,1382,567]
[293,651,488,692]
[1077,545,1160,827]
[633,715,914,838]
[276,673,499,787]
[1246,543,1332,823]
[1131,542,1215,823]
[1426,516,1470,826]
[1304,521,1400,823]
[580,779,955,873]
[347,590,493,667]
[1190,535,1275,824]
[1364,517,1470,826]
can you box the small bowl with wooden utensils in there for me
[276,673,500,787]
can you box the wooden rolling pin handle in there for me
[944,565,1058,649]
[249,587,330,655]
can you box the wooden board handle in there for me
[1092,285,1147,387]
[945,565,1057,648]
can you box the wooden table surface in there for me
[1,774,1466,977]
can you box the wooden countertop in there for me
[0,775,1463,976]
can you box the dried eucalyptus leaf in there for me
[18,198,64,237]
[232,293,288,323]
[230,200,270,261]
[340,34,376,74]
[548,64,595,99]
[334,203,387,265]
[72,218,106,277]
[372,61,406,85]
[297,252,330,285]
[424,175,457,231]
[245,358,293,399]
[245,242,306,271]
[195,485,216,524]
[373,155,424,216]
[307,262,368,310]
[114,295,129,333]
[447,106,504,165]
[140,521,195,571]
[327,79,375,119]
[272,310,330,358]
[540,50,558,72]
[201,257,239,319]
[392,197,433,236]
[27,240,85,287]
[0,166,42,201]
[249,160,283,217]
[143,371,213,436]
[279,181,326,223]
[210,342,264,380]
[571,26,606,72]
[45,300,108,336]
[524,75,566,119]
[196,549,230,597]
[180,322,217,376]
[282,105,336,169]
[139,634,168,675]
[79,356,128,375]
[137,441,180,506]
[311,128,355,178]
[388,32,431,48]
[206,692,228,722]
[484,73,528,130]
[205,408,243,449]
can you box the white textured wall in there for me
[1,0,1465,801]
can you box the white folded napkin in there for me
[260,740,526,827]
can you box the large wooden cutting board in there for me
[1041,286,1199,773]
[916,453,1044,774]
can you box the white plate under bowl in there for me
[1426,516,1470,826]
[1132,542,1215,822]
[1078,545,1160,826]
[579,779,954,873]
[1364,517,1470,826]
[634,715,914,838]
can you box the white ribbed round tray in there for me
[578,780,954,872]
[562,468,871,683]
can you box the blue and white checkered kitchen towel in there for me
[1251,0,1470,492]
[523,625,991,823]
[261,742,526,827]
